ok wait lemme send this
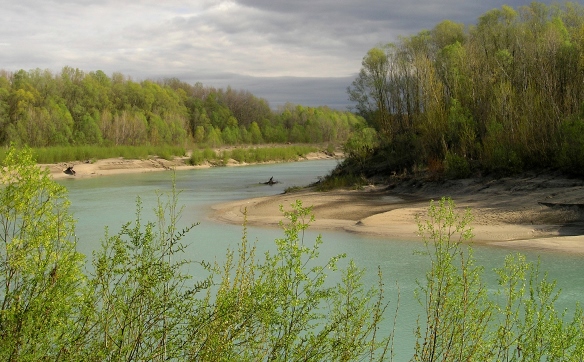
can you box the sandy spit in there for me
[42,154,584,254]
[210,173,584,255]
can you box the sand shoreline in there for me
[42,151,337,180]
[43,155,584,254]
[210,173,584,255]
[43,156,201,180]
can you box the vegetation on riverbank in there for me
[413,197,583,360]
[338,2,584,184]
[20,144,186,164]
[1,146,582,360]
[188,144,321,166]
[0,68,365,149]
[0,143,331,166]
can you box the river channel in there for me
[58,159,584,359]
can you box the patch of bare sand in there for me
[210,173,584,254]
[41,157,199,180]
[41,151,338,180]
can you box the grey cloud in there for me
[176,72,356,109]
[0,0,565,108]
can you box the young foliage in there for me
[491,254,584,361]
[81,181,204,361]
[187,201,393,361]
[346,2,584,178]
[2,146,582,361]
[413,197,493,361]
[0,146,85,360]
[413,197,584,361]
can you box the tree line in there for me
[0,68,365,149]
[347,2,584,177]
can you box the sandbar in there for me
[210,173,584,255]
[42,155,584,254]
[42,151,336,180]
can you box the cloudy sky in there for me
[1,0,562,109]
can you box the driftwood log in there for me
[260,176,279,185]
[63,166,76,176]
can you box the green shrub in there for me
[284,185,304,193]
[315,173,366,191]
[326,143,336,155]
[343,127,378,160]
[187,201,392,360]
[188,149,204,165]
[0,146,86,359]
[202,147,217,160]
[3,147,583,360]
[557,117,584,175]
[444,151,471,179]
[414,197,492,360]
[413,197,584,360]
[223,145,317,164]
[82,187,201,360]
[481,122,523,175]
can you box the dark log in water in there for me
[260,176,278,185]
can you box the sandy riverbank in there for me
[210,173,584,254]
[42,151,337,180]
[43,157,196,180]
[43,155,584,254]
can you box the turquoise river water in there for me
[58,159,584,360]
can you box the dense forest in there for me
[345,2,584,178]
[0,68,365,149]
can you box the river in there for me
[58,159,584,360]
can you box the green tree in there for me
[148,114,171,145]
[344,127,378,157]
[0,146,86,360]
[221,125,240,145]
[348,46,392,135]
[205,125,223,147]
[193,125,205,143]
[262,123,288,143]
[345,2,584,178]
[221,87,272,128]
[74,112,103,145]
[289,124,307,143]
[248,121,264,144]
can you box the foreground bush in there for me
[189,201,391,360]
[413,197,584,361]
[0,146,85,359]
[0,146,391,361]
[1,146,582,360]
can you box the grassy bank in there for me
[0,144,329,166]
[0,145,187,164]
[188,145,320,166]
